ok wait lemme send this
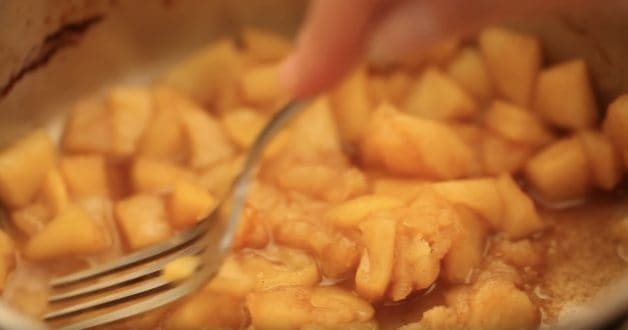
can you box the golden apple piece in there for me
[60,155,109,198]
[372,178,427,202]
[389,232,440,301]
[480,131,534,176]
[242,27,292,62]
[25,205,108,260]
[107,86,153,157]
[159,39,243,107]
[232,208,269,250]
[240,64,284,107]
[330,67,372,143]
[442,207,488,284]
[496,174,544,239]
[325,194,404,228]
[468,280,540,330]
[479,27,541,106]
[131,158,194,194]
[433,178,503,229]
[115,194,172,250]
[534,59,598,130]
[137,87,186,162]
[180,104,235,169]
[221,108,266,149]
[198,156,244,199]
[355,215,396,301]
[11,203,50,237]
[484,101,554,147]
[603,94,628,168]
[446,47,493,102]
[168,181,218,229]
[310,286,375,326]
[38,169,69,216]
[247,286,314,330]
[164,290,245,330]
[62,98,112,154]
[0,130,56,208]
[284,97,343,158]
[161,256,200,282]
[524,137,591,203]
[403,67,478,121]
[578,131,623,190]
[361,103,475,179]
[239,247,320,291]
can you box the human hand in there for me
[279,0,589,98]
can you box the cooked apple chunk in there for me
[496,174,544,239]
[62,99,112,154]
[534,59,598,130]
[0,130,56,208]
[330,67,372,143]
[131,158,194,194]
[242,27,292,62]
[443,207,488,284]
[361,104,474,179]
[468,280,539,330]
[578,130,623,190]
[403,68,478,121]
[446,47,493,102]
[484,101,553,148]
[39,169,69,216]
[240,64,284,107]
[25,205,108,260]
[603,94,628,168]
[355,216,396,301]
[479,27,541,106]
[325,194,404,228]
[168,181,217,229]
[107,86,153,157]
[525,137,591,202]
[11,203,50,237]
[480,131,534,175]
[60,155,109,198]
[433,178,503,229]
[115,194,172,250]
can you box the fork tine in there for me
[51,219,210,287]
[49,241,206,302]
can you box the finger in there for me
[279,0,391,98]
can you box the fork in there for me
[33,100,306,330]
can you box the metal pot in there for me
[0,0,626,328]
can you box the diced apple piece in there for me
[198,156,244,199]
[107,86,153,157]
[310,286,375,326]
[468,280,539,330]
[446,47,493,102]
[443,207,488,284]
[578,131,622,190]
[361,104,475,179]
[221,108,266,149]
[496,174,544,239]
[603,94,628,168]
[479,27,541,106]
[62,99,112,154]
[403,68,478,121]
[115,194,172,250]
[493,239,542,268]
[524,137,591,202]
[433,178,503,229]
[355,216,396,301]
[165,290,245,330]
[0,231,14,290]
[325,194,404,228]
[0,130,56,208]
[481,131,534,175]
[373,178,427,202]
[60,155,109,198]
[484,101,553,147]
[248,287,314,330]
[11,203,50,237]
[131,158,193,194]
[162,256,200,282]
[284,98,343,159]
[233,207,269,250]
[39,169,69,215]
[180,104,235,169]
[25,205,108,260]
[330,67,372,143]
[242,27,292,62]
[398,306,459,330]
[389,233,440,301]
[240,64,283,106]
[137,87,186,162]
[160,39,243,107]
[238,247,320,291]
[534,59,598,130]
[168,181,217,229]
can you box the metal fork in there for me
[39,100,306,330]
